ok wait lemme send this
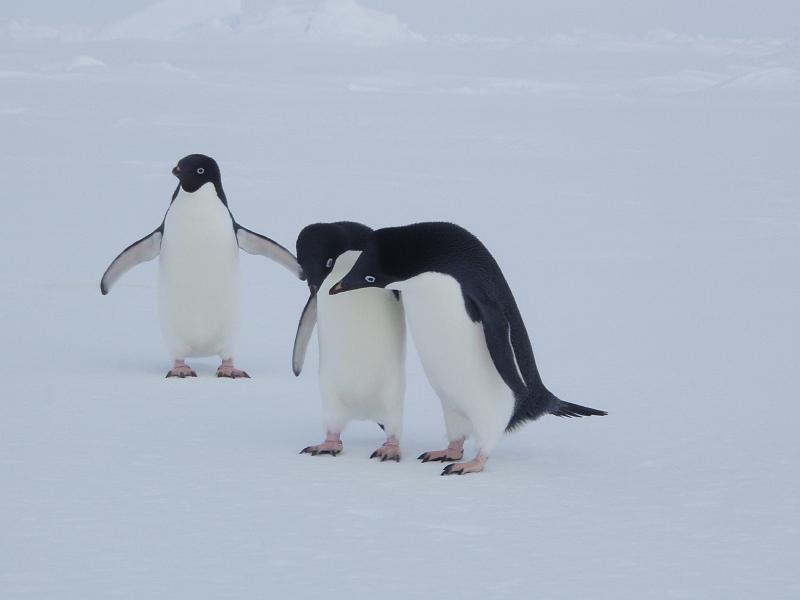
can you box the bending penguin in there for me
[331,222,607,475]
[100,154,303,378]
[293,222,406,461]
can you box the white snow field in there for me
[1,1,798,598]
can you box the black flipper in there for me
[464,289,606,429]
[292,293,317,376]
[235,223,305,280]
[100,227,163,295]
[464,290,529,398]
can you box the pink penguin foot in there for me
[216,359,250,379]
[441,454,488,476]
[300,434,343,456]
[166,361,196,378]
[370,437,401,462]
[418,438,465,463]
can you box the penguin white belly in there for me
[158,183,241,359]
[316,251,405,426]
[391,273,514,451]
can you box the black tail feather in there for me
[551,400,608,418]
[506,388,607,431]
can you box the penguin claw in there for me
[216,361,250,378]
[165,365,197,378]
[299,440,343,457]
[440,455,487,476]
[441,463,466,475]
[217,370,249,379]
[370,440,401,462]
[418,449,463,463]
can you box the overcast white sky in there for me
[2,0,798,37]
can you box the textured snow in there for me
[1,1,798,599]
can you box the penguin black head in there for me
[329,229,403,295]
[296,222,373,295]
[330,222,482,295]
[172,154,223,195]
[329,240,387,294]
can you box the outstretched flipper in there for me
[292,293,317,376]
[100,228,163,295]
[235,224,304,280]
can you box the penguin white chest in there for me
[158,183,241,359]
[391,273,512,407]
[316,251,406,419]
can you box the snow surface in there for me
[1,1,798,598]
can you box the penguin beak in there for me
[171,165,181,177]
[330,276,378,295]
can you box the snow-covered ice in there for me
[1,1,798,598]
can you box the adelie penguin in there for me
[294,222,406,461]
[331,222,607,475]
[100,154,303,378]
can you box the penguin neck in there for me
[330,251,361,280]
[386,272,431,293]
[174,182,224,206]
[169,182,230,225]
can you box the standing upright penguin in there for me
[331,222,606,475]
[294,222,406,461]
[100,154,302,378]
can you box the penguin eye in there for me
[365,275,376,283]
[196,167,205,174]
[325,258,334,269]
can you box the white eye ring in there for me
[196,167,205,174]
[365,275,376,283]
[325,258,334,268]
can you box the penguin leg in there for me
[418,438,465,463]
[370,385,403,462]
[300,432,343,456]
[419,401,470,462]
[439,393,510,475]
[441,452,488,476]
[370,434,401,462]
[302,389,347,456]
[166,359,197,378]
[216,358,250,379]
